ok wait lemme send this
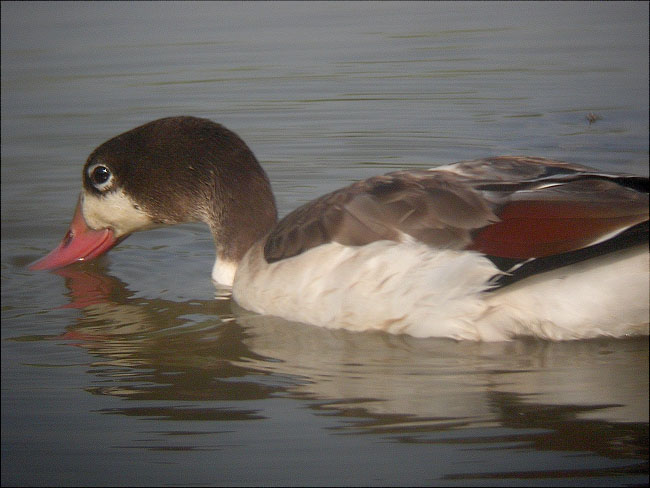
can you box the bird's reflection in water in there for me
[52,264,281,403]
[50,263,648,473]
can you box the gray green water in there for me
[2,2,648,485]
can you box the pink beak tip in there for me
[29,199,120,271]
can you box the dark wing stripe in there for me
[488,221,649,289]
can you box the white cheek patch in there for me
[82,190,155,238]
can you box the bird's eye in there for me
[87,164,113,190]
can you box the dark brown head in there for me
[31,116,278,282]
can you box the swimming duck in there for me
[30,116,649,341]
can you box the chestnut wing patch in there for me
[470,179,649,258]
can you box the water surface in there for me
[2,2,648,486]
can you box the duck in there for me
[30,116,649,341]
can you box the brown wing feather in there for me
[264,170,498,263]
[264,157,649,263]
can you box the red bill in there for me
[29,196,120,270]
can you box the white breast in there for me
[232,241,649,341]
[233,240,503,340]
